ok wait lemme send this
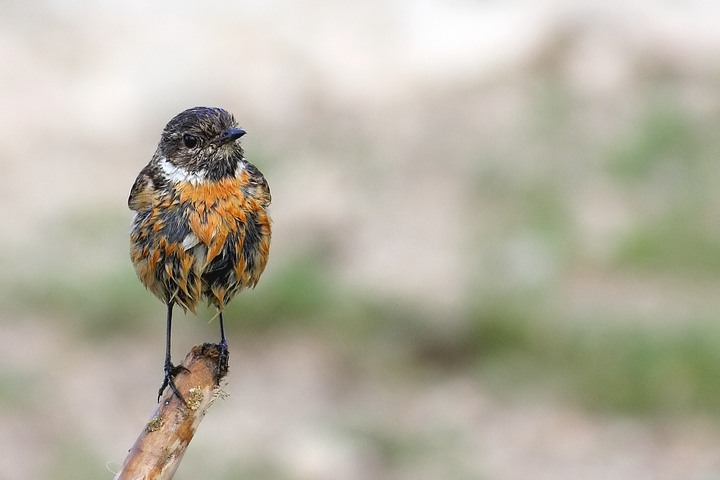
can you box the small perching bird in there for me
[128,107,271,400]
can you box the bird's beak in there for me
[218,128,246,145]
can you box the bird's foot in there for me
[158,361,190,404]
[216,340,229,383]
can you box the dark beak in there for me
[218,128,246,145]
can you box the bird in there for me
[128,107,271,401]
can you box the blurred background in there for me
[2,0,720,478]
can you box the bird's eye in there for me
[182,134,198,148]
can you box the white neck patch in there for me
[158,157,207,185]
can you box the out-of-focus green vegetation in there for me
[5,81,720,420]
[606,101,720,275]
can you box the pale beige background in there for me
[2,1,720,479]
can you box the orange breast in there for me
[131,171,271,311]
[177,177,245,266]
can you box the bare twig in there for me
[114,343,228,480]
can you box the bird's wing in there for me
[245,161,272,208]
[128,164,160,212]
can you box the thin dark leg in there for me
[218,310,227,347]
[158,302,187,403]
[216,310,229,381]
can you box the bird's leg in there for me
[158,302,189,403]
[216,310,229,382]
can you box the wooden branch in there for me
[114,343,228,480]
